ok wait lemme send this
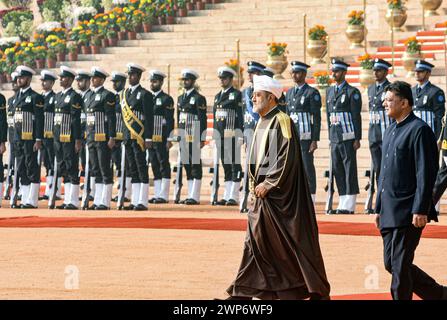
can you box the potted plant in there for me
[266,42,288,79]
[107,29,118,46]
[90,35,101,54]
[385,0,407,32]
[196,0,205,10]
[177,0,188,17]
[165,2,176,24]
[141,10,153,32]
[132,9,145,33]
[46,47,57,68]
[54,39,67,62]
[346,10,366,49]
[307,25,328,65]
[186,0,194,11]
[33,45,47,69]
[225,58,244,89]
[67,41,78,61]
[420,0,443,17]
[313,70,332,111]
[117,16,128,40]
[402,36,422,77]
[0,58,7,83]
[357,53,375,89]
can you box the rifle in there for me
[324,146,335,214]
[10,157,20,208]
[364,167,375,214]
[81,144,91,210]
[48,156,59,209]
[210,142,219,205]
[117,143,127,210]
[172,136,182,204]
[3,148,14,200]
[240,139,250,213]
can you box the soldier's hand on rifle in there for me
[353,140,361,151]
[145,140,153,149]
[255,183,269,199]
[0,142,5,155]
[75,140,82,154]
[108,138,116,150]
[33,140,42,152]
[309,141,318,154]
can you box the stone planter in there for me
[359,69,375,90]
[317,87,328,112]
[345,24,366,49]
[117,31,127,41]
[46,58,57,69]
[127,31,137,40]
[307,40,327,65]
[402,51,422,78]
[90,45,101,54]
[266,54,288,80]
[420,0,443,16]
[385,8,407,32]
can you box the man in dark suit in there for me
[411,60,445,140]
[11,66,45,209]
[375,81,447,300]
[285,61,321,202]
[326,59,362,214]
[177,69,207,205]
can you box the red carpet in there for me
[331,293,420,300]
[1,216,447,239]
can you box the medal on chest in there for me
[95,94,101,101]
[25,96,31,103]
[300,96,305,105]
[423,95,428,105]
[64,96,70,103]
[49,97,54,104]
[341,94,346,104]
[137,92,141,100]
[190,97,196,105]
[156,98,162,106]
[229,93,235,101]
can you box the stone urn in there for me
[359,69,375,90]
[402,51,422,78]
[307,40,327,65]
[385,8,407,32]
[345,25,366,49]
[266,54,288,80]
[420,0,443,16]
[317,87,328,112]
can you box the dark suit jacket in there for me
[375,112,439,228]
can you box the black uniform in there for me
[376,112,445,300]
[367,80,392,183]
[411,82,445,140]
[242,86,259,147]
[177,89,207,181]
[6,93,18,184]
[433,125,447,204]
[42,91,56,179]
[85,87,116,186]
[11,87,44,186]
[111,90,125,177]
[54,88,83,185]
[122,85,154,184]
[326,81,362,199]
[0,94,6,184]
[80,89,93,174]
[286,83,321,194]
[149,90,174,180]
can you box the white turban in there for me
[253,75,283,99]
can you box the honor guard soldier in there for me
[53,66,83,210]
[110,71,131,202]
[148,70,174,204]
[0,88,6,201]
[366,58,392,212]
[11,66,45,209]
[326,59,362,214]
[412,60,445,139]
[121,63,154,211]
[286,61,321,202]
[85,67,117,210]
[5,72,19,199]
[213,66,243,206]
[40,70,58,200]
[242,61,265,148]
[76,70,94,198]
[177,69,207,205]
